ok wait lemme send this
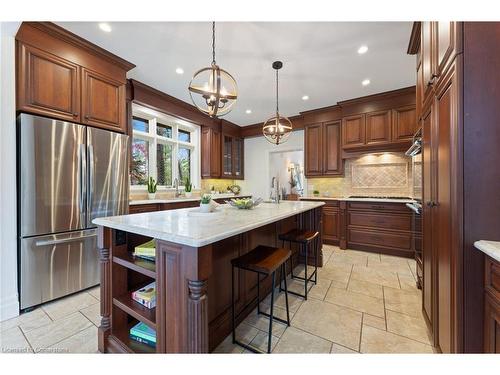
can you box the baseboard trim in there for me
[0,294,20,322]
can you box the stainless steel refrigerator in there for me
[18,113,129,310]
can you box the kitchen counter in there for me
[474,240,500,262]
[129,193,248,206]
[95,200,323,353]
[94,200,324,247]
[300,196,417,203]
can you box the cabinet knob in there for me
[73,113,79,117]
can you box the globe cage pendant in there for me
[262,61,293,145]
[188,22,238,118]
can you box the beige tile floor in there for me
[0,245,435,354]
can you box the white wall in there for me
[241,130,304,199]
[269,150,304,195]
[0,22,21,321]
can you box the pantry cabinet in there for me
[16,22,134,133]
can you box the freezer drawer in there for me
[20,229,99,310]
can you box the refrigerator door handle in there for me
[88,143,95,223]
[79,144,87,222]
[35,233,97,247]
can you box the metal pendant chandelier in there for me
[188,22,238,118]
[262,61,293,145]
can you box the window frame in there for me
[131,105,200,191]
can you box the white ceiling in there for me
[57,22,415,126]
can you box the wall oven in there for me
[406,129,423,289]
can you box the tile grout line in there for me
[18,326,36,354]
[358,313,364,352]
[362,322,433,348]
[382,286,388,331]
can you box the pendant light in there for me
[262,61,293,145]
[188,22,238,118]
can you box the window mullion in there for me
[150,118,157,181]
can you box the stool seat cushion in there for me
[231,245,291,275]
[278,229,319,244]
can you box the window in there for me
[131,106,200,189]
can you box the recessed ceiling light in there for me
[175,67,184,75]
[302,95,309,101]
[245,109,252,114]
[98,23,112,33]
[362,79,371,86]
[358,45,368,54]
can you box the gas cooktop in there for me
[348,196,412,199]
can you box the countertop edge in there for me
[300,196,417,203]
[129,194,251,206]
[93,201,325,247]
[474,240,500,263]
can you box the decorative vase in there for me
[185,192,192,198]
[148,193,156,200]
[199,203,211,213]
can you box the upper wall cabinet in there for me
[392,105,418,142]
[222,134,244,179]
[365,110,392,147]
[305,120,343,177]
[342,114,366,149]
[201,127,221,178]
[16,22,135,133]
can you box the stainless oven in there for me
[406,129,423,288]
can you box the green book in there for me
[130,322,156,343]
[134,239,156,257]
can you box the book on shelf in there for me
[133,239,156,260]
[130,322,156,348]
[132,282,156,309]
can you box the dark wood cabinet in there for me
[17,43,80,122]
[365,110,392,146]
[322,202,341,244]
[233,137,243,178]
[221,134,244,179]
[484,257,500,353]
[81,68,126,132]
[201,127,221,178]
[392,105,418,142]
[421,21,435,104]
[342,114,366,149]
[304,121,342,177]
[304,123,323,176]
[15,22,134,132]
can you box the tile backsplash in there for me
[307,152,413,197]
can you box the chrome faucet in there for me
[173,178,181,197]
[270,177,280,204]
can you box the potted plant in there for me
[147,177,157,199]
[313,190,320,197]
[200,194,212,213]
[184,177,193,198]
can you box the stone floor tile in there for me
[248,331,279,353]
[363,314,386,331]
[212,334,244,354]
[286,277,332,301]
[42,292,98,321]
[330,342,358,353]
[325,287,385,317]
[398,273,419,291]
[0,326,33,353]
[24,312,92,351]
[366,260,413,276]
[386,310,431,345]
[80,303,101,327]
[291,299,362,350]
[317,264,352,285]
[273,327,332,353]
[347,278,384,299]
[47,325,98,353]
[242,309,287,337]
[0,308,52,333]
[384,287,423,318]
[329,252,368,266]
[261,288,303,313]
[87,286,100,301]
[234,323,260,344]
[360,325,433,353]
[351,265,400,288]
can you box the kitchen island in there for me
[93,201,324,353]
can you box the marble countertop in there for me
[93,200,324,247]
[129,193,250,206]
[474,240,500,263]
[300,196,417,204]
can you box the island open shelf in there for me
[94,201,324,353]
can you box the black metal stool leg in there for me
[268,271,276,353]
[231,265,236,343]
[304,243,308,300]
[257,273,261,314]
[282,263,290,326]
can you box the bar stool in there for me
[278,229,320,300]
[231,245,291,353]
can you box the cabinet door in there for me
[484,293,500,353]
[201,127,221,178]
[435,22,460,78]
[222,134,233,177]
[233,137,244,179]
[365,110,392,146]
[416,47,424,120]
[323,121,343,175]
[304,123,323,176]
[17,43,80,122]
[322,207,340,243]
[81,68,125,132]
[421,108,435,335]
[342,114,366,149]
[421,21,436,102]
[392,105,417,142]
